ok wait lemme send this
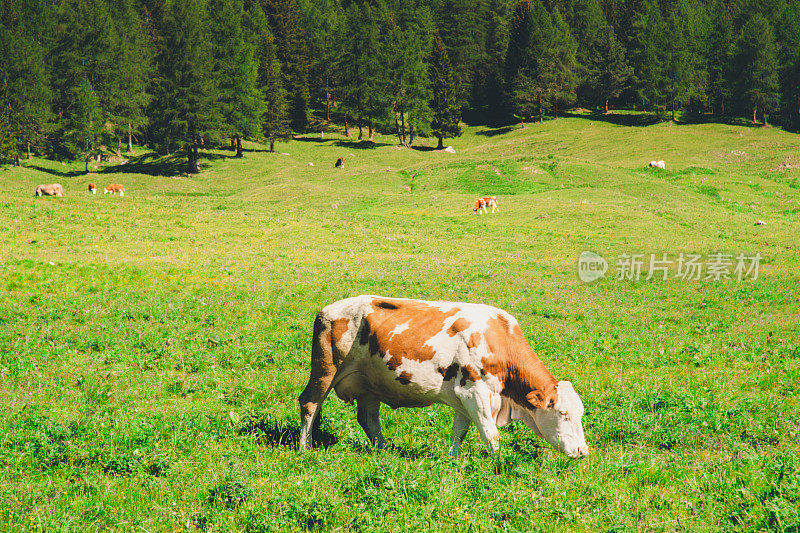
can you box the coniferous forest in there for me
[2,0,800,171]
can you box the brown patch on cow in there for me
[437,363,460,381]
[460,365,481,386]
[467,331,482,349]
[396,371,413,385]
[481,315,558,410]
[447,317,470,337]
[365,298,459,371]
[331,318,350,347]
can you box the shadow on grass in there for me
[410,145,437,152]
[25,165,85,178]
[476,126,515,137]
[238,412,337,449]
[333,139,392,150]
[563,111,663,127]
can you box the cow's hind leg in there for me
[449,411,471,457]
[356,395,386,448]
[298,315,337,449]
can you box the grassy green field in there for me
[1,113,799,532]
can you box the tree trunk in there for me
[763,112,768,126]
[395,114,402,145]
[235,135,243,157]
[117,136,122,157]
[368,113,373,141]
[14,153,20,166]
[270,139,275,152]
[400,111,406,146]
[753,106,757,123]
[358,116,363,140]
[26,141,31,159]
[409,123,414,146]
[605,98,609,114]
[437,135,444,149]
[325,75,331,122]
[344,114,349,137]
[85,155,89,173]
[671,101,676,122]
[127,123,134,153]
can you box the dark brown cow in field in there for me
[298,295,588,458]
[335,157,345,168]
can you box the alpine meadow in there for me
[1,0,800,532]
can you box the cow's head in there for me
[515,381,588,458]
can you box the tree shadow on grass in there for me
[238,411,338,449]
[563,111,663,127]
[25,165,85,178]
[476,126,515,137]
[410,145,437,152]
[333,139,393,150]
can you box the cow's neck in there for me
[502,347,559,409]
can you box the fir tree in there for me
[386,2,434,146]
[261,0,310,132]
[739,14,780,124]
[586,26,632,113]
[0,0,53,164]
[629,0,668,115]
[150,0,223,172]
[105,0,154,155]
[257,25,292,151]
[209,0,265,157]
[429,33,462,149]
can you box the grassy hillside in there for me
[1,114,799,532]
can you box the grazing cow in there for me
[298,295,588,458]
[335,156,345,168]
[34,183,64,197]
[473,196,499,214]
[104,184,125,196]
[88,183,97,194]
[648,160,666,169]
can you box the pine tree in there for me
[150,0,223,172]
[209,0,265,157]
[739,14,780,124]
[0,0,53,164]
[261,0,310,132]
[386,2,434,146]
[297,0,345,122]
[629,0,668,115]
[257,24,291,151]
[475,0,511,120]
[434,0,488,108]
[776,1,800,129]
[0,110,17,165]
[586,26,632,113]
[707,2,735,115]
[542,8,578,118]
[429,33,462,149]
[105,0,154,155]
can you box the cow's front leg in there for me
[356,395,387,448]
[458,384,501,453]
[449,411,471,457]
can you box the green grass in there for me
[1,114,799,532]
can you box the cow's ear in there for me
[526,389,556,410]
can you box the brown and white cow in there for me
[648,160,666,169]
[88,183,97,194]
[34,183,64,197]
[298,295,588,458]
[104,183,125,196]
[335,157,345,168]
[473,196,499,214]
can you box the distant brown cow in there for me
[35,184,64,197]
[104,184,125,197]
[335,157,345,168]
[88,183,97,194]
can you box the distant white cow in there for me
[648,160,666,169]
[35,184,64,197]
